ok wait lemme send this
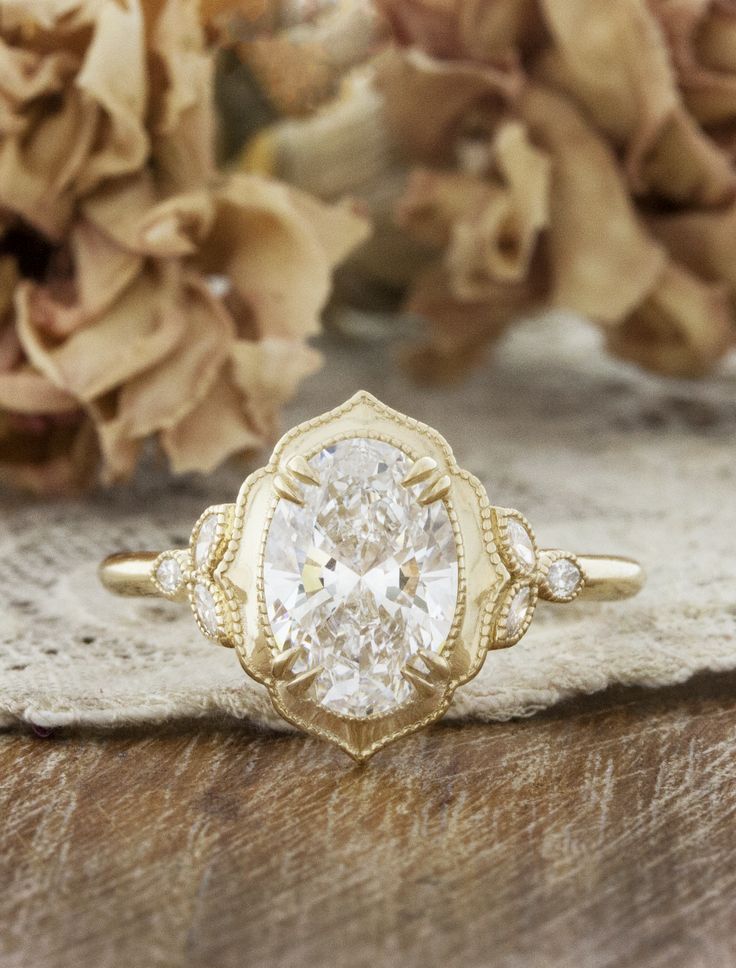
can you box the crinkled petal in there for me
[229,337,321,438]
[608,262,734,376]
[106,273,235,439]
[15,265,187,401]
[160,372,264,475]
[204,173,368,339]
[520,84,665,323]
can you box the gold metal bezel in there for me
[221,391,506,761]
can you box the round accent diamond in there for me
[194,582,219,635]
[195,514,219,567]
[263,438,459,717]
[156,556,182,594]
[546,559,582,599]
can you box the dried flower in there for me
[0,0,366,493]
[245,0,736,379]
[375,0,736,378]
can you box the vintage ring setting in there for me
[100,392,645,762]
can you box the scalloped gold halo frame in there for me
[100,391,645,763]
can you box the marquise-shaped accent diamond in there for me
[195,514,219,567]
[507,518,536,571]
[194,582,219,635]
[506,585,531,638]
[263,438,459,717]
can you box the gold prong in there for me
[418,474,452,506]
[417,649,450,681]
[402,456,438,487]
[402,667,437,698]
[286,455,320,486]
[274,472,304,505]
[285,665,323,696]
[272,645,303,679]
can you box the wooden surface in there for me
[2,671,735,968]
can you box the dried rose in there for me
[0,0,367,493]
[373,0,736,378]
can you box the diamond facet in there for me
[506,585,531,638]
[195,514,219,567]
[194,582,219,635]
[156,556,182,594]
[546,558,582,599]
[263,438,459,717]
[507,518,536,571]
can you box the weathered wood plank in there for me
[2,673,735,968]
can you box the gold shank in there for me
[99,551,644,602]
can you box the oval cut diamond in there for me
[263,438,459,717]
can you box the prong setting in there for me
[274,472,304,505]
[417,649,451,682]
[402,456,438,487]
[418,473,452,506]
[286,666,324,696]
[271,645,304,679]
[401,666,437,697]
[286,455,320,486]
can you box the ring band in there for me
[100,551,644,602]
[100,391,645,762]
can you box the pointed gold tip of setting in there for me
[417,649,450,681]
[285,665,324,695]
[402,666,437,697]
[286,455,320,486]
[274,472,304,505]
[402,456,439,487]
[272,645,303,679]
[418,474,452,506]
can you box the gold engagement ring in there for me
[100,392,645,762]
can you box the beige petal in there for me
[81,175,154,247]
[403,264,542,382]
[90,402,145,485]
[397,168,492,248]
[0,413,98,496]
[636,107,736,206]
[655,0,736,126]
[648,203,736,290]
[29,218,143,339]
[229,337,321,438]
[608,262,734,376]
[377,47,522,165]
[0,87,98,238]
[520,85,665,323]
[445,121,550,294]
[106,273,235,439]
[203,174,368,339]
[74,0,149,192]
[136,190,216,257]
[16,265,186,401]
[537,0,677,173]
[150,0,215,191]
[0,368,78,414]
[537,0,736,204]
[377,0,542,62]
[160,371,264,475]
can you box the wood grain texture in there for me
[2,672,735,968]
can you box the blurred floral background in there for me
[1,0,735,494]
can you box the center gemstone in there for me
[263,437,459,717]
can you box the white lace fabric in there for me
[2,316,735,733]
